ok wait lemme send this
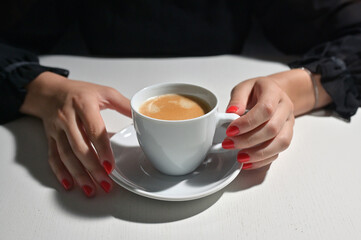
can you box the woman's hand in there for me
[223,69,332,170]
[20,72,131,197]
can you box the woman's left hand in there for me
[222,76,295,170]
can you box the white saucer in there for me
[109,124,241,201]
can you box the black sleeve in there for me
[255,0,361,120]
[289,33,361,120]
[0,43,69,124]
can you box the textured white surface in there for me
[1,55,361,240]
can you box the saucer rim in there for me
[110,124,241,201]
[110,166,241,201]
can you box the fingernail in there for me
[226,126,240,137]
[242,163,253,169]
[237,152,250,163]
[226,106,239,113]
[222,139,235,149]
[100,181,111,193]
[82,185,93,197]
[103,161,113,175]
[61,179,71,190]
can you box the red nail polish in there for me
[226,126,240,137]
[100,181,111,193]
[237,152,250,163]
[61,179,71,190]
[103,161,113,175]
[242,163,253,169]
[222,139,235,149]
[226,106,239,113]
[82,185,93,197]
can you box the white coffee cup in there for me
[131,83,239,176]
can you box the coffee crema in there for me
[139,94,210,120]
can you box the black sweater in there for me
[1,0,361,123]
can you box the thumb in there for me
[226,80,255,115]
[104,88,132,118]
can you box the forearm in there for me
[268,69,332,116]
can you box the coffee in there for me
[139,94,210,120]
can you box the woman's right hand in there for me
[20,72,132,197]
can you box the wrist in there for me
[299,67,319,110]
[268,69,326,116]
[19,71,68,118]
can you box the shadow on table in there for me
[4,116,268,223]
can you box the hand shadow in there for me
[4,116,268,223]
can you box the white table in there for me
[1,55,361,240]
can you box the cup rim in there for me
[130,82,219,123]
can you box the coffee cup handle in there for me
[209,112,240,153]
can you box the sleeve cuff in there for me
[289,55,360,121]
[3,61,69,91]
[0,62,69,124]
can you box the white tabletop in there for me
[1,55,361,240]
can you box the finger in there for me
[226,81,255,115]
[76,121,113,193]
[48,138,73,191]
[74,101,115,175]
[56,130,96,197]
[241,155,278,170]
[237,116,294,164]
[226,83,282,137]
[227,99,293,149]
[102,87,132,117]
[62,114,113,194]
